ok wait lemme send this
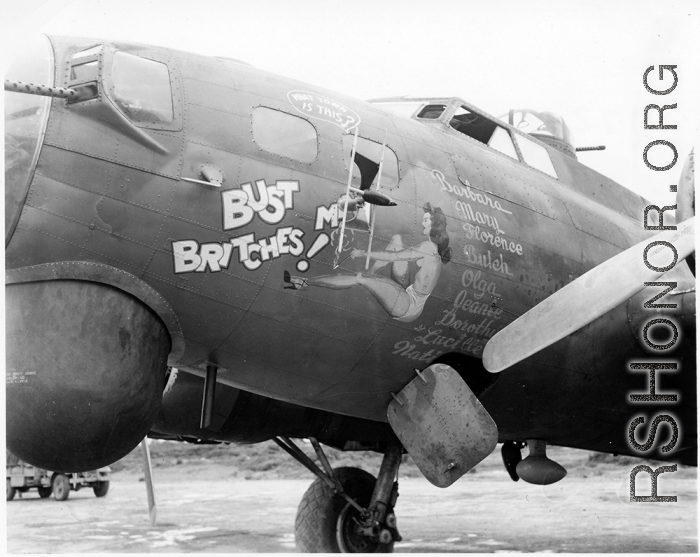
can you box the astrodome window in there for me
[253,107,318,163]
[111,52,173,125]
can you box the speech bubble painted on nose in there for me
[296,233,330,272]
[287,90,361,132]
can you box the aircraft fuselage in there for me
[5,35,695,467]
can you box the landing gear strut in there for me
[273,437,402,553]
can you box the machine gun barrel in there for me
[5,79,79,100]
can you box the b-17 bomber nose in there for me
[4,34,55,244]
[5,35,176,472]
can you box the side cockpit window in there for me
[513,134,558,178]
[416,104,447,120]
[488,126,519,160]
[450,106,517,160]
[111,52,173,125]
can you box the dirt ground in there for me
[5,448,697,553]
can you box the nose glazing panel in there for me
[5,34,53,244]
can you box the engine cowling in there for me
[6,280,170,471]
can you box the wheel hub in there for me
[337,503,384,553]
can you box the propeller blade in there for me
[140,437,157,525]
[483,217,695,373]
[676,149,695,223]
[676,149,695,275]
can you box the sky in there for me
[2,0,698,206]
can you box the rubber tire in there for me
[38,486,52,498]
[7,479,16,501]
[52,474,70,501]
[294,466,394,553]
[93,481,109,497]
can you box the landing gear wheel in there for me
[7,479,16,501]
[52,474,70,501]
[295,467,394,553]
[93,481,109,497]
[336,500,393,553]
[38,486,52,498]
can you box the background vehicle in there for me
[6,452,110,501]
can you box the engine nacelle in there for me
[6,280,170,471]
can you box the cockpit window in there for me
[450,106,517,159]
[253,107,318,162]
[450,106,495,143]
[416,104,447,119]
[111,52,173,125]
[487,126,518,160]
[513,134,558,178]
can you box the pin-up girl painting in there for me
[284,203,451,322]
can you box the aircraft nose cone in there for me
[5,135,34,241]
[4,34,53,244]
